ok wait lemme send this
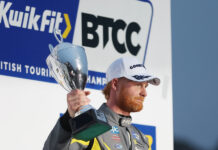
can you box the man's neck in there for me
[106,100,130,116]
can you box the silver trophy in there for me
[46,30,111,141]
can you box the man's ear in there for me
[111,78,119,90]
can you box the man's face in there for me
[115,78,148,113]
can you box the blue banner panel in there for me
[133,123,156,150]
[0,0,79,80]
[0,0,107,90]
[86,70,106,90]
[0,0,153,90]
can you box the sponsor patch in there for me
[132,75,151,80]
[133,124,156,150]
[112,134,121,141]
[135,147,142,150]
[132,132,140,140]
[114,143,123,149]
[110,126,119,134]
[129,64,145,69]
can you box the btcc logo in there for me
[82,12,141,56]
[0,1,71,38]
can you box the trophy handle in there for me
[46,55,72,92]
[48,44,54,53]
[49,44,59,59]
[54,29,63,44]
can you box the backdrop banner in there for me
[0,0,173,149]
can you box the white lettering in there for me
[0,1,64,34]
[0,61,53,77]
[54,12,63,32]
[91,76,96,84]
[40,10,51,32]
[24,65,50,77]
[0,61,3,69]
[48,11,56,33]
[0,61,22,72]
[3,61,8,70]
[27,7,40,30]
[25,65,29,73]
[30,66,35,74]
[86,75,106,86]
[96,77,102,85]
[17,64,22,72]
[9,10,23,27]
[102,78,106,85]
[36,67,41,75]
[87,75,91,83]
[41,68,45,76]
[22,6,30,28]
[0,1,11,28]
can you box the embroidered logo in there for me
[129,64,145,69]
[132,132,140,140]
[132,75,151,80]
[120,118,132,126]
[135,147,142,150]
[114,143,123,149]
[112,134,121,141]
[110,126,119,134]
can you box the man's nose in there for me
[140,87,147,98]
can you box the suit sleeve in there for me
[43,110,90,150]
[43,110,73,150]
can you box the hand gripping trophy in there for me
[46,30,111,141]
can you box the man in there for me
[43,56,160,150]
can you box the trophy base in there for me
[69,109,111,141]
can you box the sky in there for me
[171,0,218,149]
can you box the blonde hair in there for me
[102,81,112,100]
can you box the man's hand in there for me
[67,89,91,118]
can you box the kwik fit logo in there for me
[0,1,71,38]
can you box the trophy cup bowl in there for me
[46,30,111,141]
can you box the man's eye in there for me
[136,84,141,87]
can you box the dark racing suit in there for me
[43,103,149,150]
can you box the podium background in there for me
[0,0,173,150]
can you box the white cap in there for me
[106,57,160,85]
